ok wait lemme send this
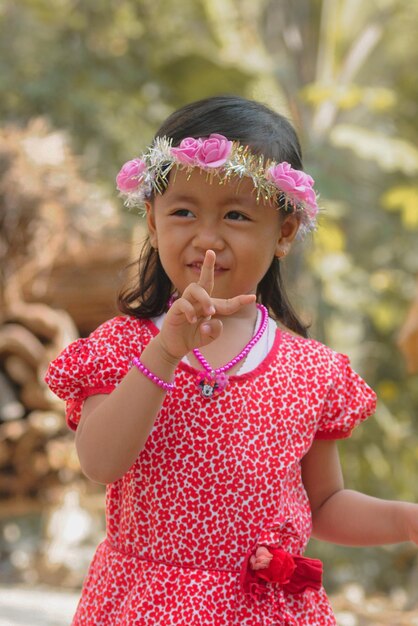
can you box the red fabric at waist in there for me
[240,545,323,597]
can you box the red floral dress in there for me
[45,315,376,626]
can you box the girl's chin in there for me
[171,275,256,301]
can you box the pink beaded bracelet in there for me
[132,356,174,392]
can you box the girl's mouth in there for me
[187,262,227,274]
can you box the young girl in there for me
[45,95,418,626]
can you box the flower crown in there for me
[116,133,319,234]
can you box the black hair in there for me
[118,95,309,337]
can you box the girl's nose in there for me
[192,225,225,251]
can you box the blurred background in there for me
[0,0,417,624]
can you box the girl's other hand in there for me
[400,502,418,545]
[157,249,256,361]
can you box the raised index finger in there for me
[197,249,216,295]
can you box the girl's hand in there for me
[249,546,273,570]
[400,502,418,545]
[156,249,256,361]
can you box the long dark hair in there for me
[118,95,309,337]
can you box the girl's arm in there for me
[74,250,255,485]
[75,337,180,485]
[301,439,418,546]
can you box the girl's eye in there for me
[172,209,193,217]
[225,211,249,221]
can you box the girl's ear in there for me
[145,201,158,249]
[275,213,300,258]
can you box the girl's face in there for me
[146,168,299,301]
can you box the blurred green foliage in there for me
[1,0,417,590]
[0,0,253,183]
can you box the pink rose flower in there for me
[195,133,233,168]
[171,137,203,165]
[266,162,318,216]
[116,158,147,192]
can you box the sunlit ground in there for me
[0,586,78,626]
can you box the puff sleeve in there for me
[315,352,377,440]
[44,316,140,431]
